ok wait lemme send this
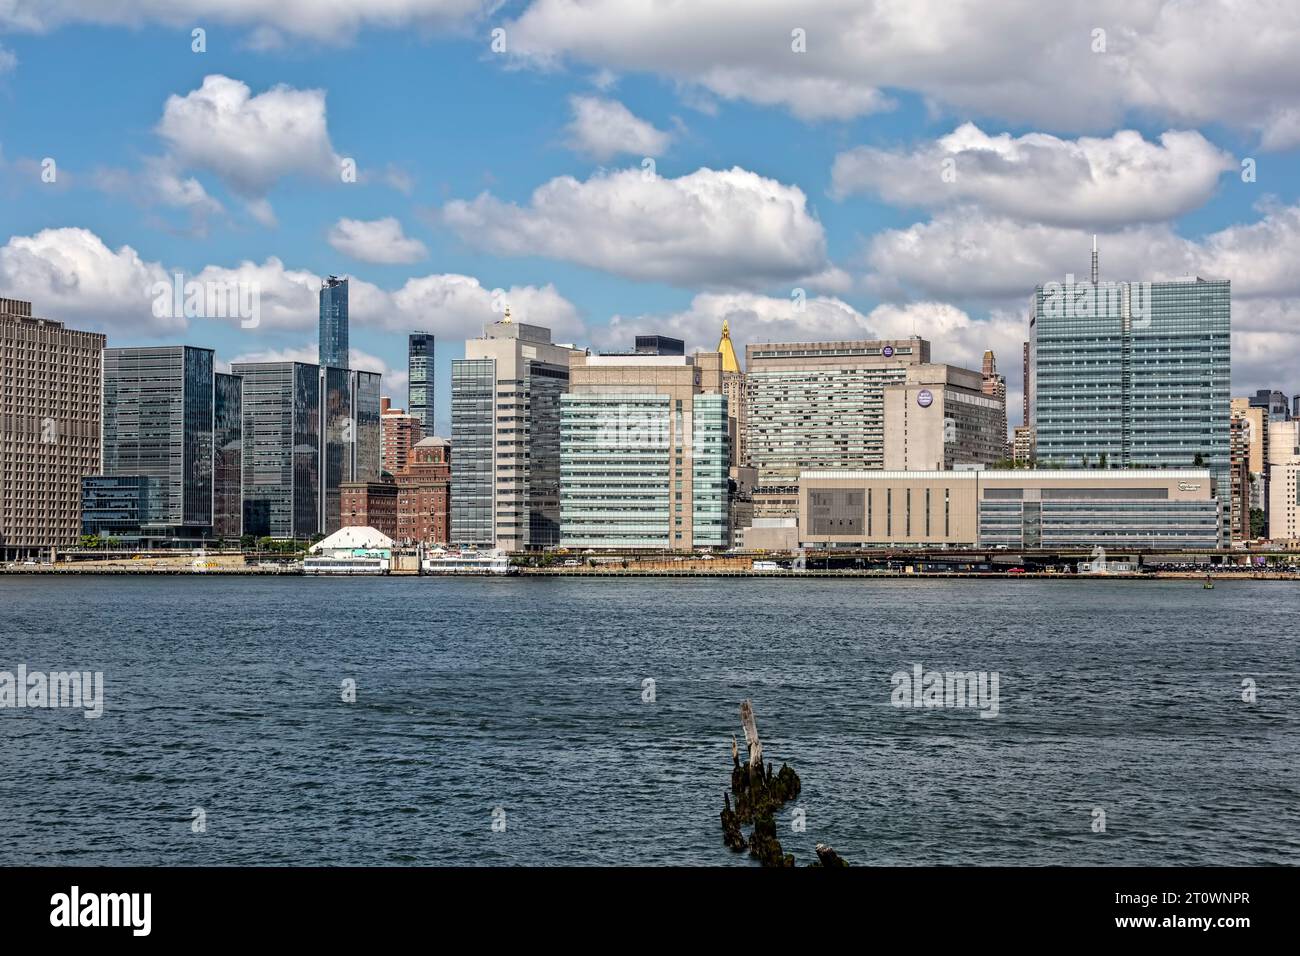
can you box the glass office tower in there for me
[1031,276,1230,491]
[321,366,352,534]
[213,371,243,539]
[100,346,215,540]
[319,276,349,370]
[408,332,434,433]
[449,358,496,548]
[232,361,321,539]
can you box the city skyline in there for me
[6,5,1300,441]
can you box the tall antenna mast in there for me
[1091,234,1098,284]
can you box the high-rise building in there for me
[319,276,349,369]
[1267,420,1300,543]
[396,436,452,545]
[451,313,581,550]
[380,397,423,475]
[560,349,729,549]
[981,350,1008,456]
[318,366,382,535]
[214,372,243,540]
[231,361,321,540]
[0,299,105,559]
[89,346,228,544]
[1030,259,1230,489]
[408,332,434,432]
[320,367,382,535]
[1228,413,1252,543]
[1249,388,1291,422]
[883,364,1008,470]
[1231,397,1268,514]
[745,337,930,516]
[1021,341,1030,425]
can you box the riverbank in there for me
[3,564,1298,579]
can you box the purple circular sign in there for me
[882,345,895,358]
[916,388,934,408]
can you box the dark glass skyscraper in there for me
[214,372,243,539]
[408,332,434,433]
[98,346,216,540]
[232,361,322,540]
[319,276,349,369]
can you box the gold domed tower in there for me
[716,319,746,473]
[718,319,741,374]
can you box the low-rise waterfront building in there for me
[799,468,1221,550]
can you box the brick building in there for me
[396,436,451,545]
[340,473,398,538]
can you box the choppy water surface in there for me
[1,575,1296,865]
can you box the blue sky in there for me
[4,2,1300,434]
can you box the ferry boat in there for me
[421,548,515,575]
[303,553,390,575]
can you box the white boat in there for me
[303,553,390,575]
[421,548,515,575]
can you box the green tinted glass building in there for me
[1030,275,1230,490]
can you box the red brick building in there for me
[340,473,398,537]
[381,397,423,476]
[396,437,451,545]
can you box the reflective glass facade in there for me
[213,372,243,539]
[101,346,214,537]
[1031,278,1231,490]
[232,361,321,539]
[318,276,349,370]
[408,332,434,433]
[450,359,496,547]
[691,394,729,546]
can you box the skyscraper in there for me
[321,367,382,535]
[408,332,434,432]
[214,371,243,539]
[560,349,728,549]
[451,312,581,550]
[0,298,105,559]
[981,349,1008,456]
[319,276,349,369]
[232,361,321,540]
[1030,254,1230,488]
[85,348,242,544]
[95,346,216,542]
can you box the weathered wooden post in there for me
[720,699,845,866]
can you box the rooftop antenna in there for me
[1091,235,1098,284]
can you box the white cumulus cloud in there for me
[328,217,428,264]
[441,165,834,289]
